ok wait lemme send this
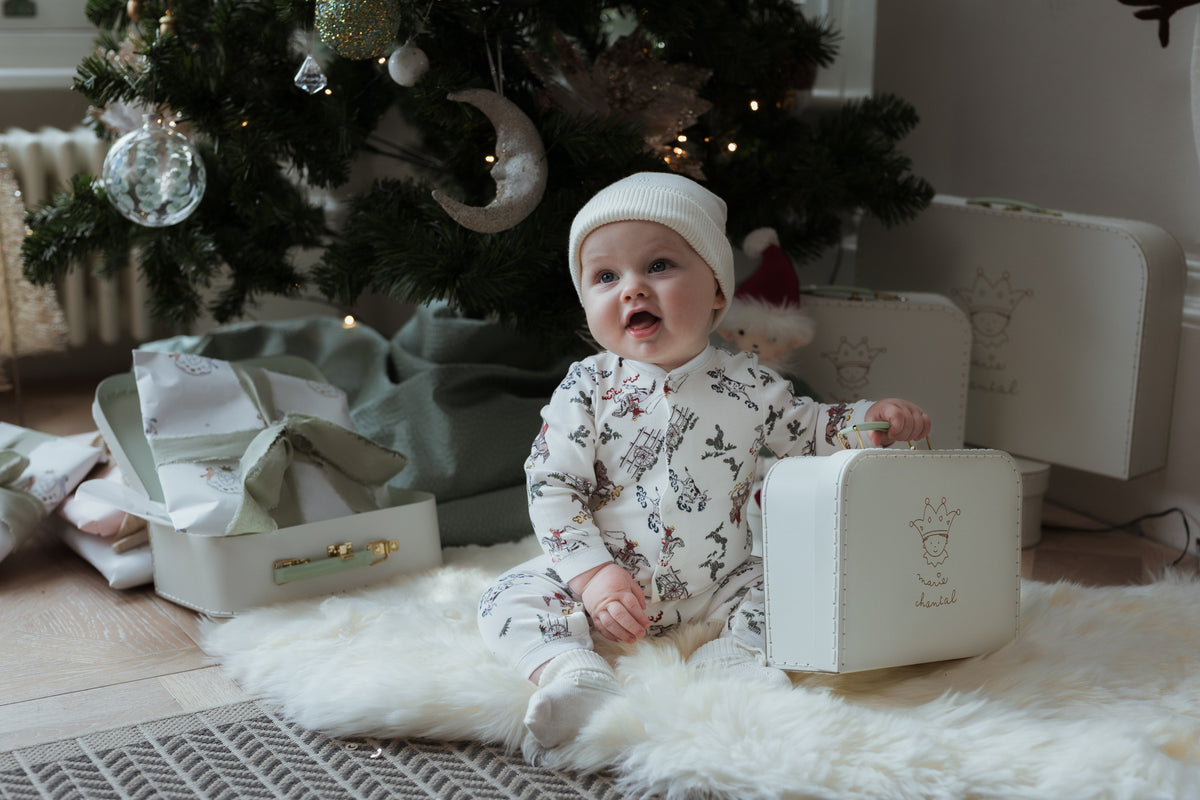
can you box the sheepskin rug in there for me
[201,536,1200,799]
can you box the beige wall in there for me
[873,0,1200,555]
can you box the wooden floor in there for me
[1,378,1195,752]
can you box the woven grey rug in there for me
[0,702,621,799]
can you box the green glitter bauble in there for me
[314,0,402,60]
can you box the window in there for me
[796,0,877,103]
[0,2,94,90]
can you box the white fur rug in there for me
[201,537,1200,799]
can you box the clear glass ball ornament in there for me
[102,114,207,227]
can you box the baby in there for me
[476,172,931,749]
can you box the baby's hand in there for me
[864,399,932,447]
[571,562,651,644]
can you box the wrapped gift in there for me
[133,350,407,536]
[0,424,104,561]
[56,459,152,588]
[59,462,148,539]
[82,353,442,616]
[57,519,153,589]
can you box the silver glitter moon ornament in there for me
[432,89,548,234]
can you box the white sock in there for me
[688,638,792,690]
[523,649,621,748]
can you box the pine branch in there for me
[21,176,132,283]
[24,0,934,352]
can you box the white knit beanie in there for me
[568,172,735,325]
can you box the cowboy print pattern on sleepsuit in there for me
[477,346,872,677]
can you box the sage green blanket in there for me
[142,303,576,547]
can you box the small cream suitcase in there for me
[88,356,443,617]
[761,424,1021,673]
[791,288,971,449]
[855,195,1185,479]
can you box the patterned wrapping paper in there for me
[0,423,104,561]
[58,461,148,539]
[132,350,407,537]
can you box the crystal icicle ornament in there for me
[294,55,328,94]
[101,114,207,227]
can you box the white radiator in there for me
[0,126,152,347]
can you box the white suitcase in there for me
[87,356,443,617]
[791,288,971,449]
[761,423,1021,673]
[855,195,1185,479]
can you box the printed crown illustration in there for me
[911,497,960,539]
[957,270,1030,314]
[824,337,885,368]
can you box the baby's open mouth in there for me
[627,311,660,331]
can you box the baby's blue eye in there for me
[649,259,669,273]
[597,270,617,284]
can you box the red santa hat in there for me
[735,228,802,309]
[718,228,813,343]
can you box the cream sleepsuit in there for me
[477,345,871,677]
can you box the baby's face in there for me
[578,220,726,371]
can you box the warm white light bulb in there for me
[343,315,357,328]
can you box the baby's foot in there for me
[524,649,621,748]
[688,638,792,690]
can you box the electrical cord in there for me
[1042,505,1194,567]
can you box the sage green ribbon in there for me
[146,364,408,536]
[0,449,47,547]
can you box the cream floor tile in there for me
[0,536,208,706]
[0,668,251,751]
[159,666,253,712]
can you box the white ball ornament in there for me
[388,41,429,87]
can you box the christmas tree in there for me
[21,0,933,355]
